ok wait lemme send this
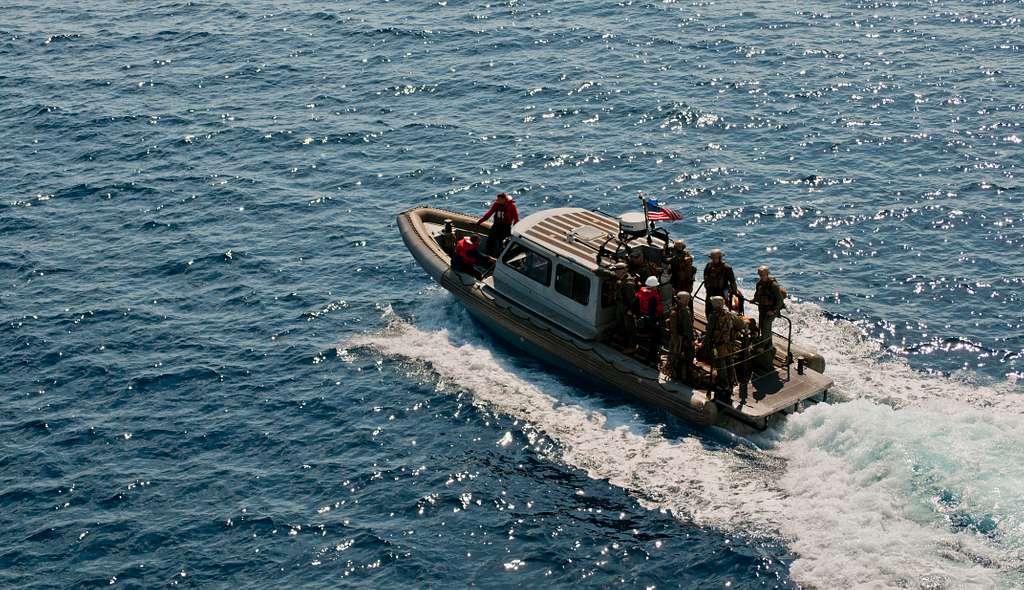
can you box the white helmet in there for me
[644,276,659,288]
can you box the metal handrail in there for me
[777,312,793,380]
[692,298,795,402]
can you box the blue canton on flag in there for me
[645,199,683,222]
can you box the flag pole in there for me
[637,190,653,244]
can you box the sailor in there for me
[636,276,665,364]
[476,192,520,257]
[452,234,485,279]
[753,265,786,342]
[669,240,696,295]
[668,291,695,383]
[611,262,639,353]
[627,248,660,281]
[708,296,736,400]
[703,248,738,323]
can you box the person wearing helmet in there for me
[627,247,660,282]
[635,275,665,364]
[668,291,695,382]
[703,248,738,323]
[733,316,758,405]
[753,265,786,342]
[669,240,696,295]
[611,262,639,354]
[707,295,736,400]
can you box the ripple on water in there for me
[2,1,1023,588]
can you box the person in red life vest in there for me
[476,192,520,256]
[452,234,486,279]
[635,276,665,364]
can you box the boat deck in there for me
[409,208,832,430]
[634,348,833,427]
[712,364,831,422]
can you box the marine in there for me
[667,291,695,383]
[703,248,738,323]
[707,296,736,401]
[753,265,786,342]
[611,262,639,353]
[658,268,674,308]
[627,248,660,283]
[732,315,757,405]
[668,240,696,295]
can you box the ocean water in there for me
[2,1,1022,588]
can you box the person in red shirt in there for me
[635,276,665,364]
[452,234,485,279]
[477,192,520,256]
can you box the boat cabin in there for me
[492,207,670,339]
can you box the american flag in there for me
[645,198,683,222]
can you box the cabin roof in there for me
[512,207,620,271]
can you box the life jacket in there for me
[454,237,479,266]
[615,276,637,305]
[670,254,695,288]
[636,287,662,320]
[704,262,735,293]
[711,310,734,349]
[755,278,786,309]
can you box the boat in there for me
[396,204,833,430]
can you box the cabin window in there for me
[503,243,551,286]
[555,265,591,306]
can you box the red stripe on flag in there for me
[646,208,683,221]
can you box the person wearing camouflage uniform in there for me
[708,296,736,400]
[753,265,786,342]
[627,248,660,283]
[733,316,757,405]
[668,291,695,383]
[668,240,696,295]
[612,262,639,354]
[703,249,738,325]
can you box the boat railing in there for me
[595,227,673,268]
[777,312,793,381]
[701,331,770,396]
[690,280,796,400]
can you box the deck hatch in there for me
[569,225,608,244]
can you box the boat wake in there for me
[346,293,1024,589]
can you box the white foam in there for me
[785,301,1023,411]
[770,303,1024,588]
[349,300,789,532]
[347,295,1023,589]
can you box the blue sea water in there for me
[2,1,1023,588]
